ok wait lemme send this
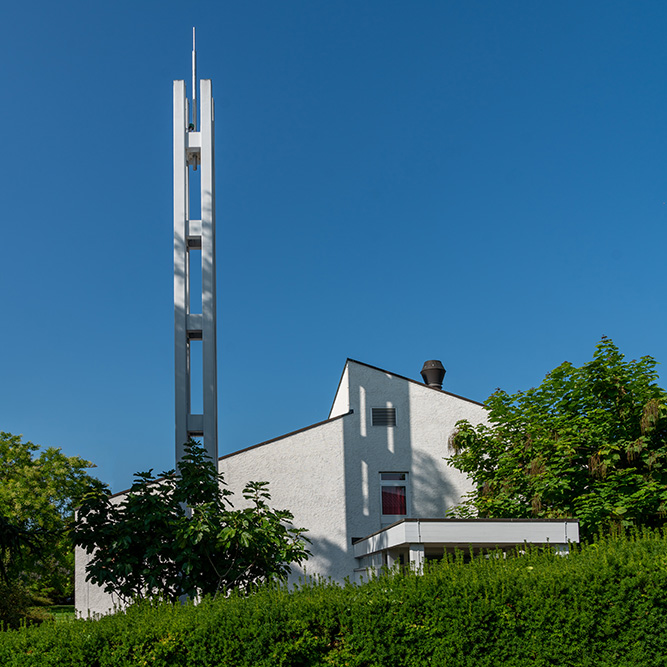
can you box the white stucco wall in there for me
[219,414,349,584]
[75,546,123,618]
[75,490,129,618]
[329,364,350,418]
[339,361,486,578]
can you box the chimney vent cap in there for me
[421,360,446,389]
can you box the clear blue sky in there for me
[1,1,666,492]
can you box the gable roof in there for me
[217,409,353,461]
[329,358,484,414]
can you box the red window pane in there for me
[382,486,406,515]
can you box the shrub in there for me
[1,530,667,665]
[0,582,51,630]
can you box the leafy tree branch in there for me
[447,338,667,539]
[72,440,310,604]
[0,432,102,601]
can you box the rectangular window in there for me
[380,472,408,520]
[372,407,396,427]
[382,486,406,515]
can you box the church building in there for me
[75,357,579,617]
[74,42,578,618]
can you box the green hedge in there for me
[0,583,54,630]
[2,530,667,666]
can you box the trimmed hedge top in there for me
[2,531,667,666]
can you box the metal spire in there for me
[191,27,198,131]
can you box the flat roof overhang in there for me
[353,518,580,559]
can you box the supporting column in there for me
[409,544,425,573]
[200,79,218,465]
[174,80,189,463]
[385,550,398,570]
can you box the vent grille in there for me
[372,407,396,427]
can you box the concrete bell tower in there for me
[173,30,218,466]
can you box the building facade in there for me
[75,359,579,617]
[218,358,487,584]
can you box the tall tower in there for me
[173,32,218,466]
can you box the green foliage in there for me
[2,531,667,664]
[47,605,75,623]
[0,509,57,629]
[72,440,310,604]
[447,338,667,539]
[0,513,42,585]
[0,432,103,601]
[0,582,53,630]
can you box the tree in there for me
[72,441,310,604]
[447,338,667,539]
[0,513,52,628]
[0,432,103,601]
[0,513,42,584]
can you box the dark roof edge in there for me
[107,410,355,500]
[218,410,354,462]
[346,358,485,407]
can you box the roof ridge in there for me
[345,358,484,406]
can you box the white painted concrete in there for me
[74,491,129,618]
[329,364,350,418]
[174,77,217,466]
[220,415,349,583]
[173,80,188,461]
[353,518,580,559]
[74,546,123,618]
[409,543,425,572]
[338,360,485,559]
[199,79,218,465]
